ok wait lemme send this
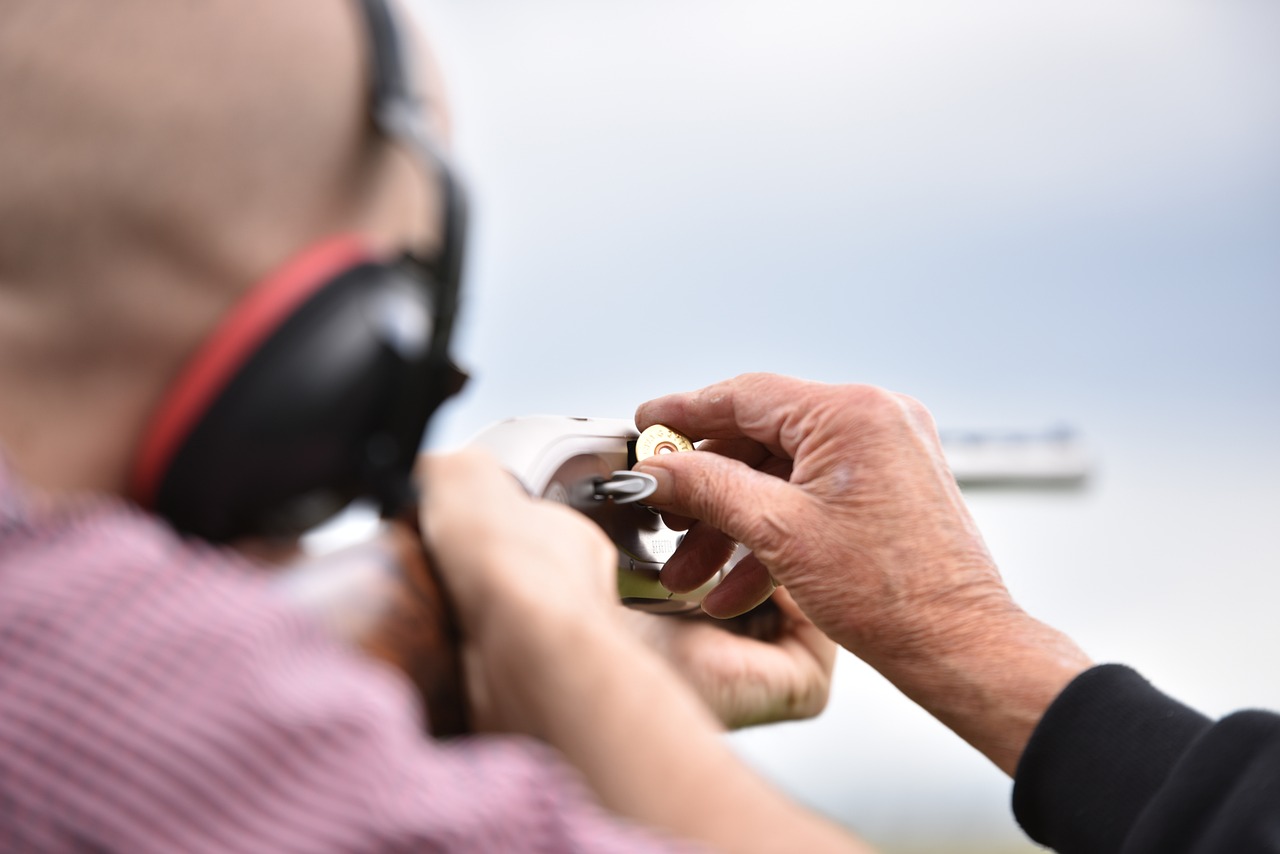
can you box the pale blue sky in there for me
[411,1,1279,846]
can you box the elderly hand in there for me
[634,373,1092,774]
[634,373,1009,662]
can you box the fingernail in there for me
[633,461,673,505]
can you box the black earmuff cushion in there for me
[152,261,439,541]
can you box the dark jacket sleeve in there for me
[1013,664,1280,853]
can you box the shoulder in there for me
[0,468,683,852]
[0,465,276,656]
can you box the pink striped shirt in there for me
[0,457,694,852]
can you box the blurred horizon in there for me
[410,1,1280,848]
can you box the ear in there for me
[130,234,452,541]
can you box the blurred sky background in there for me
[405,1,1280,849]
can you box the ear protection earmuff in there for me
[128,0,468,542]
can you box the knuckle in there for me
[840,383,900,416]
[830,384,924,436]
[739,498,801,565]
[685,464,732,522]
[895,392,940,435]
[734,371,776,387]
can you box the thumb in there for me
[419,449,525,544]
[634,450,802,562]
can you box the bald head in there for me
[0,0,448,495]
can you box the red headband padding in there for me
[130,235,375,507]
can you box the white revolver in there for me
[468,416,725,614]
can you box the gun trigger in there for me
[592,471,658,504]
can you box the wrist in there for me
[868,606,1093,776]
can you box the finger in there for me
[658,511,697,532]
[701,553,776,619]
[769,587,837,673]
[660,521,738,594]
[656,437,772,531]
[768,585,807,623]
[636,373,828,459]
[633,449,805,564]
[695,436,774,467]
[710,594,783,642]
[420,449,522,509]
[418,449,529,546]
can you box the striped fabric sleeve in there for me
[0,467,698,853]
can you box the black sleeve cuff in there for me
[1012,663,1211,854]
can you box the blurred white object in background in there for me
[943,428,1089,489]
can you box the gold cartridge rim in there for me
[635,424,695,461]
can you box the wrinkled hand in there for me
[633,373,1016,671]
[619,589,836,729]
[634,374,1093,775]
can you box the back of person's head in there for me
[0,0,443,496]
